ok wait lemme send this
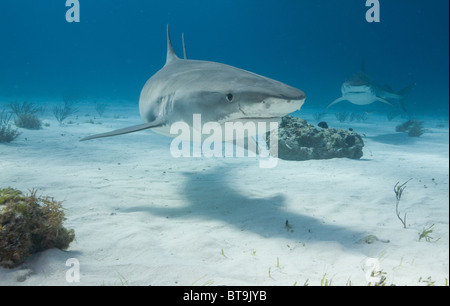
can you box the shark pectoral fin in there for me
[326,97,345,110]
[375,97,395,107]
[80,119,165,141]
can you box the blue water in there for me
[0,0,448,116]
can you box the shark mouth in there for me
[343,84,373,94]
[347,90,370,94]
[237,97,305,120]
[238,103,248,116]
[238,117,280,119]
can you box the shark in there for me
[326,62,415,113]
[80,26,306,143]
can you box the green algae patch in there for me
[0,187,75,268]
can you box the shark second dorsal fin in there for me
[166,25,179,65]
[182,33,187,59]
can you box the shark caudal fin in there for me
[398,83,416,99]
[397,82,416,114]
[79,119,164,141]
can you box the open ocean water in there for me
[0,0,448,116]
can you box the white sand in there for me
[0,101,448,286]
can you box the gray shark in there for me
[326,62,415,112]
[80,26,305,142]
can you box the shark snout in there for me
[342,84,372,94]
[238,86,306,118]
[279,86,306,101]
[261,80,305,102]
[259,84,305,115]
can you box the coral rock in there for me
[267,116,364,161]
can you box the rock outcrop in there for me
[267,116,364,161]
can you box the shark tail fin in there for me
[399,83,416,99]
[80,119,164,141]
[397,82,416,114]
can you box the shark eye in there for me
[226,93,233,102]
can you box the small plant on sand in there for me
[0,187,75,268]
[394,179,411,228]
[0,124,21,143]
[350,112,368,122]
[335,112,349,122]
[9,101,43,130]
[396,119,425,137]
[53,99,79,125]
[313,111,327,122]
[320,273,332,286]
[368,270,388,286]
[0,108,12,125]
[0,108,20,143]
[418,276,436,286]
[408,121,425,137]
[116,272,129,286]
[220,248,229,258]
[285,219,294,232]
[95,103,107,117]
[419,224,437,242]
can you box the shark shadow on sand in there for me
[123,166,368,251]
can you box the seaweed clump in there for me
[0,109,20,143]
[0,124,21,143]
[10,101,43,130]
[395,119,425,137]
[53,98,79,125]
[0,187,75,268]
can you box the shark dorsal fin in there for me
[182,33,187,59]
[166,25,179,65]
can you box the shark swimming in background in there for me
[80,26,305,142]
[326,62,415,113]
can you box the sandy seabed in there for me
[0,100,448,286]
